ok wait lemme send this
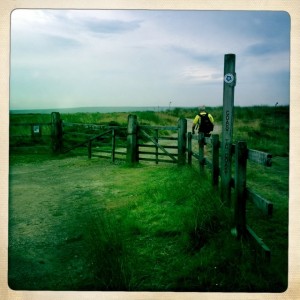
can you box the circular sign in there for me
[224,73,234,84]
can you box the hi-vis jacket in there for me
[192,112,214,127]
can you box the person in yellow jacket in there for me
[192,106,214,137]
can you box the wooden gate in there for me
[126,115,187,165]
[51,113,187,165]
[138,125,179,164]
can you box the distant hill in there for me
[10,106,171,114]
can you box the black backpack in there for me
[199,113,214,134]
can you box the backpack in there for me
[199,113,214,134]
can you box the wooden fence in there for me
[187,131,273,261]
[48,112,128,159]
[28,112,187,166]
[10,121,52,153]
[10,112,186,165]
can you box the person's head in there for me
[199,105,206,112]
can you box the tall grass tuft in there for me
[85,208,131,290]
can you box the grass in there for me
[83,166,227,291]
[9,106,289,292]
[79,164,287,292]
[167,105,289,156]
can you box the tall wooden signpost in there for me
[221,54,236,205]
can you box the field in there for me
[8,106,289,292]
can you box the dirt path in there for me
[9,156,143,290]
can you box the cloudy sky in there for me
[9,9,290,110]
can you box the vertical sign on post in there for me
[221,54,236,205]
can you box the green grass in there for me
[81,164,287,291]
[232,106,289,156]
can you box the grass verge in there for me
[82,164,287,292]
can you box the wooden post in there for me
[221,54,236,205]
[234,141,247,238]
[126,114,138,164]
[177,118,187,165]
[111,129,116,163]
[51,112,63,154]
[211,134,220,187]
[155,129,159,164]
[198,132,205,172]
[187,132,192,165]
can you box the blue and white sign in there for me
[224,73,234,84]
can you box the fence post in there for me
[187,132,192,165]
[126,114,138,164]
[155,129,159,164]
[211,134,220,188]
[51,112,63,154]
[221,53,236,205]
[178,118,187,165]
[234,141,247,238]
[198,132,205,172]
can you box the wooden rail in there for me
[246,188,273,216]
[231,144,272,167]
[10,122,51,126]
[246,225,271,262]
[247,149,272,166]
[63,122,125,130]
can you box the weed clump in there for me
[85,208,131,290]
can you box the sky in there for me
[9,9,290,110]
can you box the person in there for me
[192,106,214,136]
